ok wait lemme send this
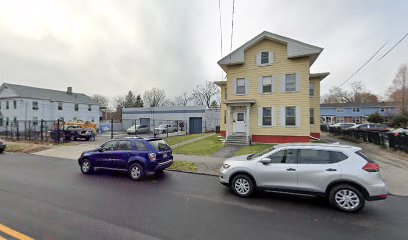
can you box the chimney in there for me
[67,86,72,95]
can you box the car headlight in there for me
[222,163,231,169]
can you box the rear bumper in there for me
[153,159,173,172]
[367,194,388,201]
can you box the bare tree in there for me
[175,92,192,106]
[321,81,379,104]
[143,87,167,107]
[192,81,220,108]
[321,87,352,103]
[91,94,109,109]
[387,64,408,113]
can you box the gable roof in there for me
[0,83,99,105]
[218,31,324,70]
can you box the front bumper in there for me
[219,167,230,185]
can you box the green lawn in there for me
[167,160,199,172]
[164,133,209,146]
[172,135,224,156]
[233,144,275,156]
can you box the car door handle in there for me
[326,168,337,172]
[286,168,296,171]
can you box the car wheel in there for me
[80,159,93,174]
[162,130,166,134]
[129,163,144,181]
[329,184,365,212]
[0,148,4,153]
[231,174,254,197]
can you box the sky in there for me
[0,0,407,104]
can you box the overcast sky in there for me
[0,0,407,102]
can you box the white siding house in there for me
[0,83,100,129]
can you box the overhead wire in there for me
[378,32,408,60]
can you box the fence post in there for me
[16,121,20,140]
[57,119,60,144]
[166,120,169,138]
[135,119,137,136]
[40,119,44,141]
[28,121,31,141]
[111,118,113,139]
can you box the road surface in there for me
[0,153,407,240]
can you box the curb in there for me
[165,169,218,177]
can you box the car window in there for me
[266,149,297,164]
[299,149,332,164]
[135,141,149,151]
[148,140,171,151]
[330,151,348,162]
[101,141,118,151]
[117,140,132,150]
[355,151,375,163]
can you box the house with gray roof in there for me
[0,83,100,128]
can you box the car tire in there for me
[80,159,93,174]
[129,163,144,181]
[231,174,255,197]
[329,184,365,213]
[162,130,166,134]
[0,148,4,153]
[155,170,164,176]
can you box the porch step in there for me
[226,135,250,146]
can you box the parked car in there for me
[348,123,389,132]
[154,123,177,134]
[127,125,150,135]
[329,122,356,129]
[78,137,173,180]
[391,128,408,136]
[219,143,388,212]
[63,126,93,141]
[0,140,6,153]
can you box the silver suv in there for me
[219,143,388,212]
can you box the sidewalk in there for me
[321,133,408,196]
[173,154,225,175]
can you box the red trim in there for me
[220,131,226,137]
[252,135,310,144]
[310,133,321,138]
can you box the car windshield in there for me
[148,140,171,151]
[247,146,276,160]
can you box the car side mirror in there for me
[260,158,272,164]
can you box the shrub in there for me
[367,112,384,123]
[391,114,408,127]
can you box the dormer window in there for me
[261,52,269,64]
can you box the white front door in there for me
[233,112,246,133]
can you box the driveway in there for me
[0,153,407,240]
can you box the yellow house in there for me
[215,31,329,144]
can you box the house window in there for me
[13,100,17,109]
[6,101,9,109]
[0,118,3,127]
[352,108,360,112]
[224,87,227,100]
[285,74,296,92]
[32,101,39,110]
[336,117,345,123]
[262,107,272,126]
[58,102,63,110]
[336,108,345,113]
[91,117,94,122]
[352,117,360,123]
[33,117,38,126]
[75,104,79,111]
[224,110,227,124]
[261,51,269,64]
[236,78,245,95]
[262,76,272,93]
[13,117,17,123]
[310,108,315,124]
[380,108,385,112]
[309,82,314,96]
[6,117,9,126]
[88,105,92,111]
[286,106,296,126]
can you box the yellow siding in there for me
[309,78,321,134]
[220,85,227,131]
[224,39,311,136]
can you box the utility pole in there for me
[403,66,406,114]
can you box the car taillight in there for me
[362,163,380,172]
[148,153,157,161]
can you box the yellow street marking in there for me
[0,223,34,240]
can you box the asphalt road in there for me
[0,153,407,240]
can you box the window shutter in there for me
[271,106,276,126]
[258,107,262,127]
[269,51,273,64]
[272,75,276,93]
[232,79,237,95]
[256,53,261,66]
[296,73,301,92]
[245,78,249,95]
[296,106,301,127]
[280,75,286,93]
[258,77,263,94]
[280,106,285,127]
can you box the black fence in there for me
[0,119,69,144]
[321,124,408,153]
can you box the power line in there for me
[378,32,408,60]
[336,42,388,89]
[218,0,223,58]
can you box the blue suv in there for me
[78,137,173,180]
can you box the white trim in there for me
[280,106,285,127]
[257,107,262,127]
